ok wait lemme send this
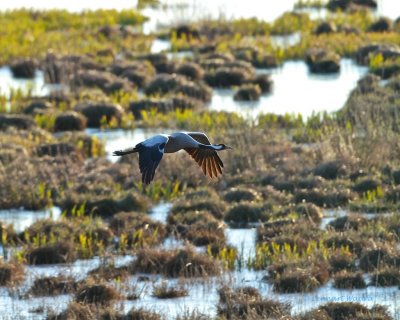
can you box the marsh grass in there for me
[370,267,400,286]
[333,271,367,289]
[27,275,77,296]
[60,191,150,217]
[25,241,77,265]
[129,246,222,278]
[75,281,121,305]
[0,261,24,286]
[152,281,189,299]
[217,286,291,319]
[0,9,150,64]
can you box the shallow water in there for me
[1,57,368,119]
[0,207,61,233]
[0,66,50,99]
[209,59,368,119]
[141,0,398,33]
[149,202,173,223]
[0,202,399,319]
[85,128,173,162]
[0,0,397,34]
[0,255,134,320]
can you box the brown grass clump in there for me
[370,268,400,286]
[27,275,78,296]
[294,188,353,208]
[175,310,210,320]
[168,209,225,246]
[47,302,125,320]
[301,303,392,320]
[125,308,161,320]
[272,269,322,293]
[223,187,260,203]
[88,263,129,282]
[182,187,219,201]
[130,246,222,278]
[47,302,95,320]
[233,84,261,101]
[152,282,188,299]
[257,218,321,244]
[323,233,366,255]
[22,219,74,243]
[109,211,167,247]
[171,198,226,220]
[26,241,77,265]
[184,225,225,246]
[313,160,348,180]
[218,286,262,304]
[328,215,368,231]
[333,271,367,289]
[0,261,24,286]
[75,282,120,305]
[217,286,290,319]
[168,210,220,227]
[224,202,268,224]
[54,111,87,132]
[320,302,375,320]
[61,192,150,217]
[359,247,395,271]
[294,203,323,224]
[352,178,381,193]
[328,249,356,272]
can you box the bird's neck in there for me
[199,144,221,151]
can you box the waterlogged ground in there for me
[0,204,399,319]
[0,58,368,119]
[209,59,368,118]
[1,1,400,319]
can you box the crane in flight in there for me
[113,132,232,184]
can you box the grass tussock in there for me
[26,241,77,265]
[27,275,77,296]
[129,246,222,278]
[75,282,120,305]
[170,194,227,220]
[0,261,24,286]
[370,267,400,286]
[152,281,188,299]
[333,271,367,289]
[217,286,291,319]
[60,192,150,217]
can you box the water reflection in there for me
[86,128,172,162]
[149,202,172,223]
[270,32,301,48]
[209,59,368,119]
[0,66,49,98]
[0,207,61,233]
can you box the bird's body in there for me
[113,131,231,184]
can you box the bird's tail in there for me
[112,147,138,156]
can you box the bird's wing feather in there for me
[185,147,224,178]
[137,135,169,184]
[186,132,211,145]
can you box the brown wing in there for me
[185,148,224,178]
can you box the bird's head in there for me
[215,143,232,151]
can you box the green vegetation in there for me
[0,9,150,64]
[1,4,400,319]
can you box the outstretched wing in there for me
[137,135,169,184]
[186,132,212,145]
[185,132,223,178]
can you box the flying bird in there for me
[113,132,232,184]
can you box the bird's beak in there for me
[225,145,233,150]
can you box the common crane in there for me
[113,132,232,184]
